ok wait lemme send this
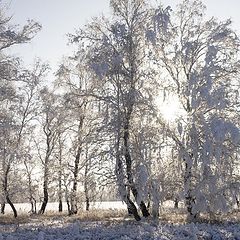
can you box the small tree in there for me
[38,88,61,214]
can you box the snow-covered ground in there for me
[1,202,239,239]
[0,217,239,240]
[4,200,179,214]
[3,201,127,214]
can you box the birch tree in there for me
[0,4,41,217]
[38,89,62,214]
[56,55,99,214]
[149,0,240,220]
[69,0,164,220]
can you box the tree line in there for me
[0,0,239,221]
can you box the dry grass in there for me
[159,211,188,224]
[0,208,239,227]
[0,209,127,226]
[72,209,127,221]
[0,209,128,233]
[0,213,30,225]
[159,208,240,224]
[199,209,240,224]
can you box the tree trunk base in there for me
[1,202,5,214]
[59,200,63,212]
[127,196,141,221]
[39,199,48,214]
[86,197,90,211]
[174,198,179,209]
[6,195,17,218]
[140,201,150,217]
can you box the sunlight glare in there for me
[156,96,181,122]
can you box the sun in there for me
[155,95,182,122]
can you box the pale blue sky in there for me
[4,0,110,72]
[3,0,240,75]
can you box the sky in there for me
[2,0,240,77]
[2,0,110,73]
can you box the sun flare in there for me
[155,96,182,122]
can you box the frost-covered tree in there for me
[38,88,64,214]
[0,6,41,217]
[0,63,45,217]
[69,0,161,220]
[149,0,240,220]
[15,62,47,214]
[56,54,104,214]
[54,128,67,213]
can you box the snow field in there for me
[3,201,127,214]
[1,202,239,239]
[0,218,239,240]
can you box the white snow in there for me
[0,218,239,240]
[1,202,239,239]
[3,201,127,214]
